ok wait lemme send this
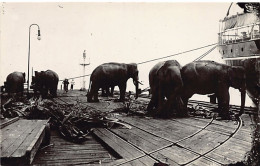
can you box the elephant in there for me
[147,60,186,117]
[5,72,25,96]
[242,58,260,106]
[181,60,246,119]
[31,70,59,98]
[87,62,139,102]
[101,86,115,97]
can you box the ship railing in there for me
[222,54,260,61]
[218,22,260,45]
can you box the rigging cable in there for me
[60,43,218,81]
[137,43,217,65]
[193,45,217,62]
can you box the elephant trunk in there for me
[134,80,139,99]
[236,88,246,118]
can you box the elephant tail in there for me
[88,81,92,93]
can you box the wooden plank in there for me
[33,130,118,165]
[110,127,171,153]
[137,156,158,166]
[33,157,116,165]
[206,136,252,164]
[0,117,19,129]
[152,145,199,165]
[93,128,144,159]
[178,130,229,154]
[123,156,157,166]
[1,120,49,165]
[34,151,112,160]
[11,120,48,158]
[118,116,200,142]
[1,121,40,157]
[26,122,48,164]
[150,151,180,166]
[172,117,212,128]
[186,157,222,166]
[1,120,33,153]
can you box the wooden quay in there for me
[1,90,257,165]
[32,90,256,166]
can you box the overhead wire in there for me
[61,43,218,81]
[137,43,217,65]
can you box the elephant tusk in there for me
[137,81,143,85]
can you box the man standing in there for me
[70,79,75,90]
[63,79,69,92]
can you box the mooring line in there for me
[182,117,242,165]
[111,117,214,165]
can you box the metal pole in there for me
[27,24,41,96]
[83,56,86,90]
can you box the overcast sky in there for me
[1,2,252,105]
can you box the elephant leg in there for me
[181,89,193,116]
[50,87,57,97]
[87,88,94,102]
[109,86,114,97]
[87,91,93,102]
[101,87,109,97]
[118,83,126,102]
[101,88,106,97]
[216,88,231,119]
[157,83,165,115]
[106,87,110,97]
[147,91,158,113]
[93,88,99,102]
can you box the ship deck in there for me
[27,90,257,165]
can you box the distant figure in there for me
[63,79,69,92]
[70,79,75,90]
[61,84,62,90]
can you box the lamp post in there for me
[27,24,41,95]
[80,50,90,91]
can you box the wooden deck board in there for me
[32,130,118,165]
[118,116,202,142]
[151,145,199,165]
[1,121,41,158]
[110,127,171,153]
[28,93,256,165]
[11,120,48,157]
[1,119,49,165]
[0,117,19,129]
[1,120,46,157]
[186,157,222,166]
[178,129,229,154]
[93,128,144,159]
[1,120,31,150]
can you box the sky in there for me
[1,2,253,105]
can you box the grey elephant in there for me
[31,70,59,98]
[147,60,185,117]
[87,62,139,102]
[181,60,246,119]
[5,71,25,96]
[243,58,260,106]
[101,86,114,97]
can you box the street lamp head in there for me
[37,29,41,40]
[83,50,86,59]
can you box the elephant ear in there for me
[228,66,246,90]
[128,63,138,76]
